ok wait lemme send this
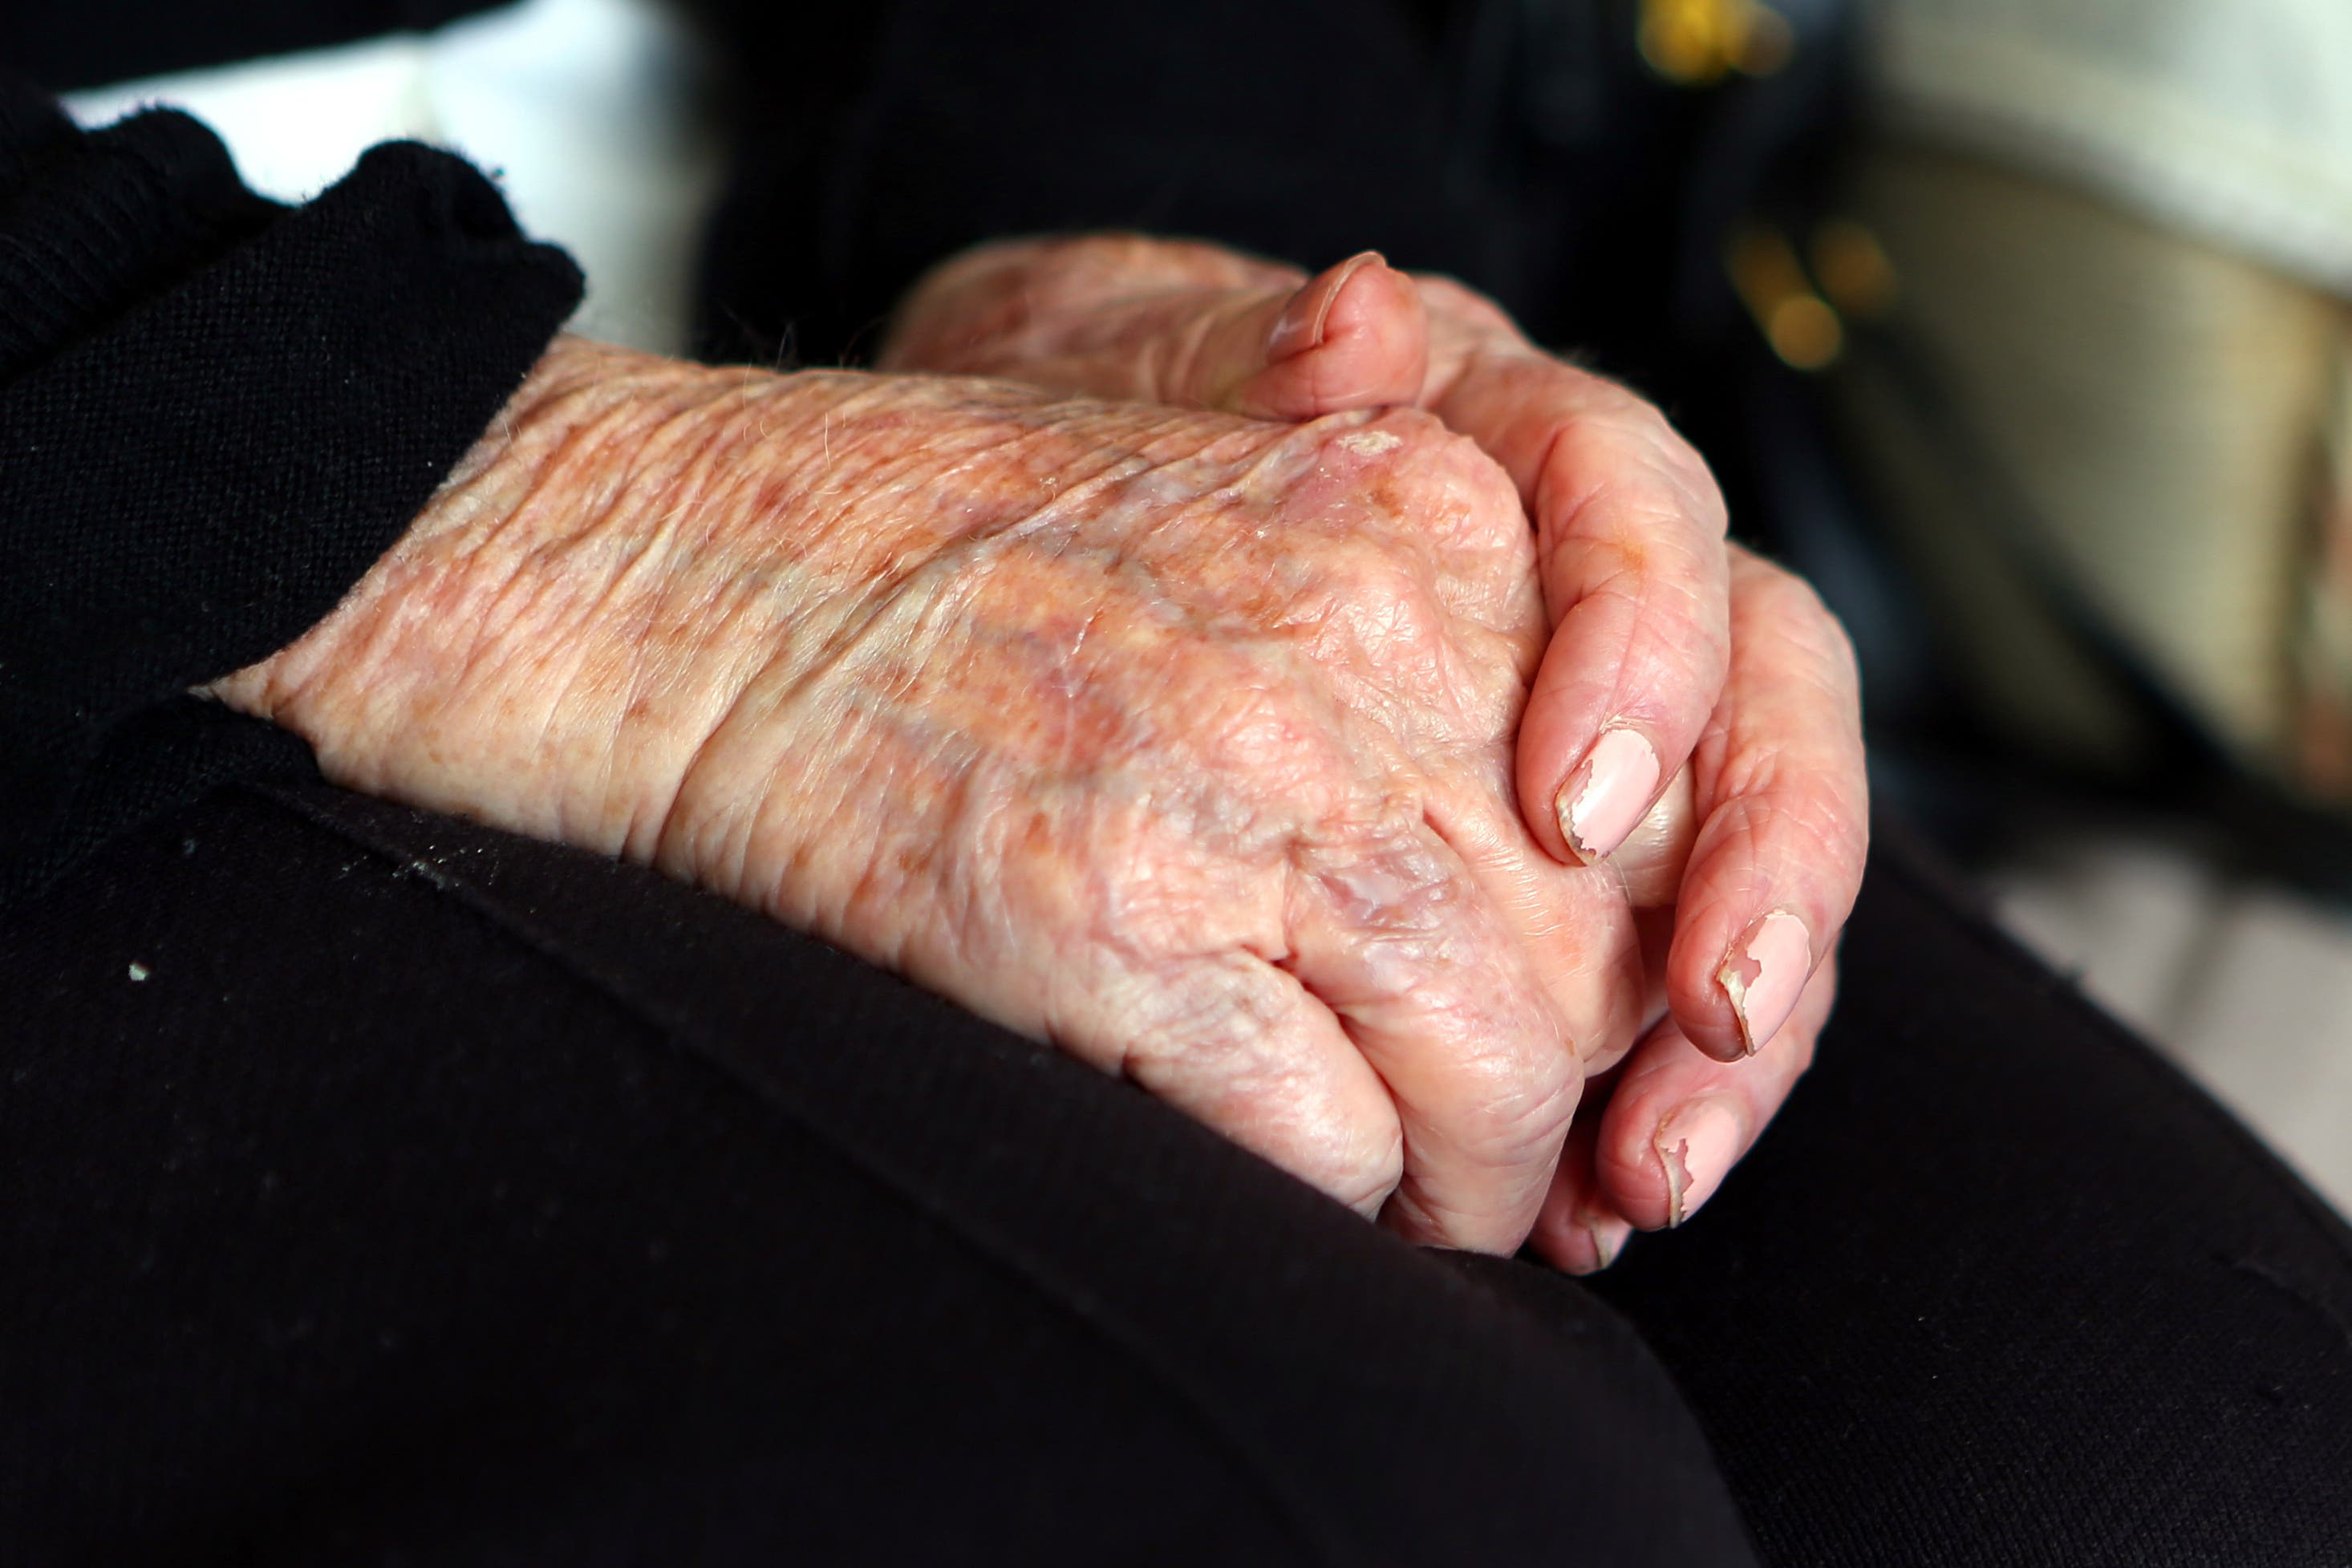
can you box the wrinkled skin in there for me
[218,342,1655,1254]
[882,236,1869,1265]
[218,229,1871,1270]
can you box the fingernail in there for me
[1267,250,1385,363]
[1656,1100,1743,1228]
[1580,1213,1636,1273]
[1717,909,1811,1056]
[1554,727,1661,864]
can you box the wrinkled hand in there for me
[883,237,1868,1266]
[216,336,1657,1254]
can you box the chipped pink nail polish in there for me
[1657,1100,1744,1227]
[1582,1213,1635,1272]
[1555,727,1661,864]
[1717,909,1811,1055]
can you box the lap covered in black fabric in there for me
[1592,833,2352,1566]
[0,783,1758,1567]
[0,72,581,910]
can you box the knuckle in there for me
[1449,1055,1582,1167]
[1120,958,1407,1213]
[1451,444,1538,552]
[1803,604,1865,703]
[1546,532,1730,683]
[1299,814,1463,930]
[1785,618,1866,723]
[1742,554,1835,634]
[1732,556,1865,717]
[1312,542,1454,674]
[1315,411,1532,568]
[1320,408,1488,499]
[1548,402,1728,544]
[1318,405,1449,460]
[1188,668,1327,773]
[1613,399,1717,503]
[1324,1126,1409,1215]
[1722,771,1865,885]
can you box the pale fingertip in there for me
[1553,726,1661,865]
[1569,1213,1636,1274]
[1717,909,1812,1058]
[1655,1098,1742,1228]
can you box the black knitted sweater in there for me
[0,6,582,906]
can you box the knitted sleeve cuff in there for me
[1,75,584,904]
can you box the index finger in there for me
[1283,821,1586,1254]
[1417,281,1733,869]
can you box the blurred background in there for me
[67,0,2352,1210]
[1565,0,2352,1213]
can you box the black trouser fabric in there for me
[2,782,1755,1566]
[5,783,2350,1565]
[682,5,2352,1552]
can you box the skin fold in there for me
[215,241,1867,1270]
[218,340,1653,1255]
[882,236,1868,1266]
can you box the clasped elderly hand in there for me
[215,234,1866,1272]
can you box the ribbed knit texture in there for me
[0,71,582,906]
[0,1,505,91]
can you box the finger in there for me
[1077,949,1411,1219]
[878,233,1292,371]
[1048,249,1425,419]
[1283,821,1584,1254]
[1041,251,1425,419]
[1418,778,1650,1080]
[1424,334,1732,869]
[888,245,1429,420]
[1526,951,1835,1267]
[1666,546,1867,1063]
[1523,1106,1633,1274]
[1223,252,1428,419]
[1612,763,1699,913]
[1596,950,1835,1233]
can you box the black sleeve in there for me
[0,2,504,94]
[0,70,582,909]
[682,0,1519,370]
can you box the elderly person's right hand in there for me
[882,237,1870,1268]
[214,336,1645,1256]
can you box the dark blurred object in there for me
[0,0,497,91]
[689,1,1863,390]
[690,0,1932,709]
[684,0,2352,896]
[1821,5,2352,897]
[691,0,1944,759]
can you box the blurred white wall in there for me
[63,0,726,356]
[1863,0,2352,298]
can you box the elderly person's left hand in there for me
[216,338,1676,1262]
[882,236,1868,1268]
